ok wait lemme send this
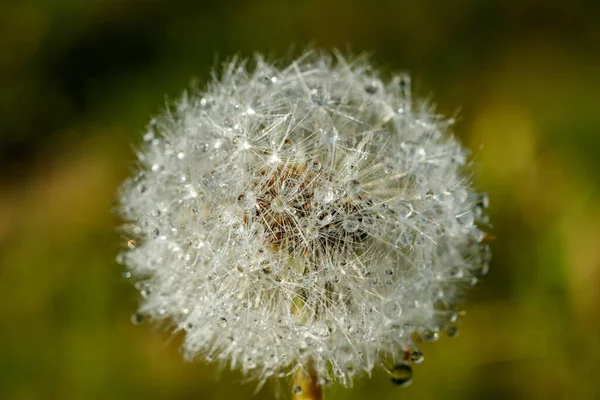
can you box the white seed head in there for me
[118,51,491,388]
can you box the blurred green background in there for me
[1,0,599,399]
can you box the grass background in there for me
[1,0,599,399]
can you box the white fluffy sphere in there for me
[118,51,490,388]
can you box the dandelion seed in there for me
[117,50,491,393]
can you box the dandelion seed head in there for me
[118,51,490,387]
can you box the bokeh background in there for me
[1,0,599,399]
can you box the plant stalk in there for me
[292,363,322,400]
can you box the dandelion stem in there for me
[292,363,322,400]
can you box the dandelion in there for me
[118,50,490,397]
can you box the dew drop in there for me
[448,266,463,278]
[397,200,414,218]
[231,221,244,234]
[271,196,286,213]
[456,211,475,227]
[218,317,228,328]
[382,301,402,320]
[365,272,380,286]
[127,239,137,249]
[446,325,460,338]
[423,329,440,342]
[238,192,257,210]
[292,385,302,395]
[305,224,319,239]
[314,186,335,204]
[410,351,424,364]
[250,222,265,237]
[310,88,327,106]
[393,74,411,92]
[448,312,459,323]
[310,160,322,171]
[364,81,379,94]
[116,253,126,265]
[347,179,361,195]
[143,130,154,142]
[131,311,144,325]
[151,164,163,173]
[473,261,489,277]
[476,193,489,209]
[317,212,334,226]
[196,143,209,153]
[320,128,339,145]
[261,75,274,85]
[246,357,256,369]
[333,367,344,378]
[473,244,492,276]
[390,362,413,387]
[342,217,360,233]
